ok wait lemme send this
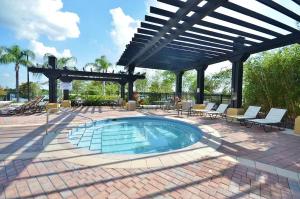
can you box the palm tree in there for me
[95,55,112,72]
[43,53,77,69]
[0,45,35,102]
[85,55,112,95]
[57,56,77,69]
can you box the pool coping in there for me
[41,115,222,169]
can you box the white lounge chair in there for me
[246,108,287,132]
[227,106,261,124]
[205,104,229,119]
[192,102,215,116]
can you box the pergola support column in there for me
[48,56,59,103]
[49,77,58,103]
[128,81,134,100]
[196,65,207,104]
[230,60,244,108]
[230,37,250,108]
[120,82,126,99]
[128,66,135,100]
[175,71,184,98]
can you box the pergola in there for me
[117,0,300,107]
[28,56,145,103]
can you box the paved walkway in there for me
[0,106,299,198]
[146,109,300,173]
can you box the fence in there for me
[137,92,231,105]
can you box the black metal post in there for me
[26,55,30,101]
[49,77,58,103]
[196,66,206,104]
[120,83,125,99]
[48,56,58,103]
[175,71,184,98]
[230,37,249,108]
[63,90,70,100]
[128,66,135,100]
[230,60,243,108]
[128,81,134,100]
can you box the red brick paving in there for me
[0,107,300,198]
[146,109,300,173]
[0,157,299,199]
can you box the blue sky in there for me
[0,0,149,88]
[0,0,299,89]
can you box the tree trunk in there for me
[15,64,19,102]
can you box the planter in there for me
[294,116,300,134]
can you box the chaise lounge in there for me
[245,108,287,132]
[226,106,261,125]
[192,102,215,116]
[205,104,229,119]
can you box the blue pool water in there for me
[68,116,203,154]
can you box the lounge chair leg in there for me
[245,121,254,128]
[263,125,271,132]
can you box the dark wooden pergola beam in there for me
[150,7,262,45]
[133,34,220,57]
[137,28,232,54]
[124,0,208,68]
[161,0,299,34]
[209,12,283,38]
[131,40,205,60]
[184,33,300,71]
[256,0,300,22]
[28,67,144,79]
[145,15,269,46]
[222,1,299,34]
[292,0,300,5]
[141,22,234,50]
[118,0,300,72]
[127,0,226,68]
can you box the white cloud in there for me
[206,61,231,75]
[0,0,80,41]
[109,7,140,54]
[29,40,72,62]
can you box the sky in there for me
[0,0,299,89]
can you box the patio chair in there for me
[226,106,261,124]
[205,104,229,119]
[245,108,287,132]
[192,102,215,116]
[190,104,206,116]
[177,101,192,115]
[0,96,43,115]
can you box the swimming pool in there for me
[68,116,203,154]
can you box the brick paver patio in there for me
[0,106,300,198]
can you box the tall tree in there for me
[44,53,77,69]
[85,55,112,95]
[135,79,148,93]
[57,56,77,69]
[0,45,35,102]
[95,55,112,72]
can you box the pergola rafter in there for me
[118,0,300,71]
[117,0,300,107]
[28,56,145,102]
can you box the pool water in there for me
[68,117,203,154]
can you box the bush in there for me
[70,94,119,106]
[244,44,300,119]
